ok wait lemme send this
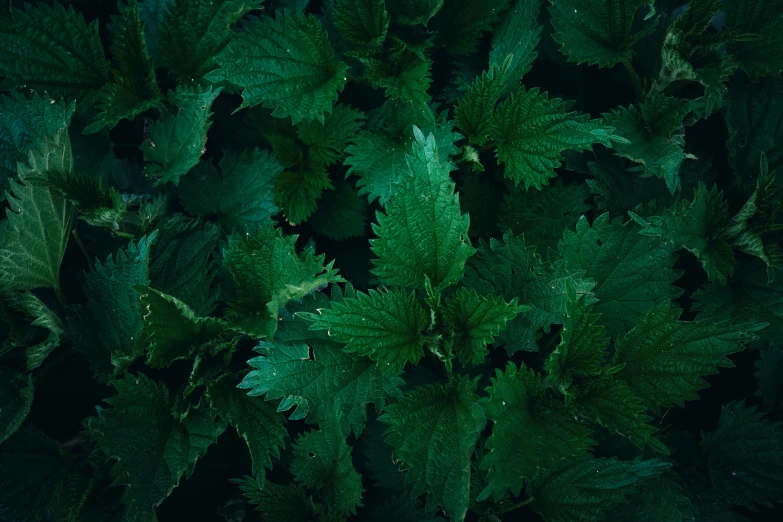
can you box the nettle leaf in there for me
[0,366,33,444]
[529,456,670,522]
[296,103,365,166]
[607,473,692,522]
[209,10,347,123]
[222,225,343,336]
[273,163,333,225]
[206,373,286,484]
[0,427,69,522]
[602,105,688,194]
[480,363,595,501]
[493,86,623,188]
[386,0,443,26]
[464,231,595,352]
[371,128,474,290]
[548,0,657,68]
[558,213,682,335]
[725,0,783,80]
[344,106,460,205]
[159,0,260,80]
[379,375,486,522]
[291,410,364,516]
[489,0,542,94]
[309,179,368,240]
[6,291,64,370]
[142,84,221,186]
[0,93,74,199]
[138,286,233,368]
[0,137,73,294]
[500,180,592,253]
[85,0,162,134]
[234,478,321,522]
[0,1,110,107]
[612,302,764,413]
[87,374,225,518]
[433,0,511,55]
[239,315,403,436]
[334,0,390,47]
[70,232,157,377]
[454,60,508,146]
[703,401,783,510]
[179,148,283,231]
[361,45,433,107]
[442,288,525,366]
[303,287,428,372]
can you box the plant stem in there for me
[497,496,535,514]
[623,60,644,101]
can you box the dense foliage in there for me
[1,0,783,521]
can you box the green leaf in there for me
[238,321,403,436]
[69,232,157,377]
[480,363,595,500]
[206,373,286,483]
[0,427,68,522]
[464,231,595,352]
[489,0,542,94]
[138,286,233,368]
[222,225,343,336]
[371,127,474,290]
[361,45,432,107]
[0,93,75,199]
[725,0,783,80]
[84,0,162,134]
[344,108,460,205]
[0,1,110,106]
[296,103,365,166]
[291,410,364,516]
[139,0,170,65]
[0,366,33,444]
[7,291,64,370]
[273,163,333,225]
[755,344,783,410]
[500,179,592,253]
[179,148,283,231]
[141,85,221,186]
[442,288,524,366]
[386,0,443,26]
[303,287,428,372]
[379,375,486,522]
[87,374,224,518]
[703,401,783,509]
[433,0,511,55]
[233,478,321,522]
[209,10,347,123]
[0,137,73,293]
[612,302,763,412]
[159,0,261,80]
[548,0,657,68]
[607,474,692,522]
[334,0,390,47]
[558,213,682,335]
[309,179,368,240]
[529,456,671,522]
[454,61,508,146]
[641,93,692,139]
[493,86,623,188]
[602,105,688,194]
[149,215,221,316]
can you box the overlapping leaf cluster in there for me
[1,1,783,521]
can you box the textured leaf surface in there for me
[480,363,594,500]
[433,0,511,55]
[371,128,474,290]
[613,303,763,412]
[291,411,364,515]
[207,373,286,483]
[362,46,433,107]
[454,62,506,146]
[548,0,656,68]
[141,85,221,186]
[386,0,443,26]
[209,11,347,123]
[703,401,783,509]
[0,367,33,445]
[222,225,343,336]
[296,103,364,166]
[304,287,428,372]
[179,148,283,231]
[558,213,681,335]
[725,0,783,79]
[334,0,389,47]
[234,478,319,522]
[489,0,542,93]
[493,86,622,188]
[530,456,670,522]
[379,376,486,522]
[273,163,333,225]
[0,2,109,106]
